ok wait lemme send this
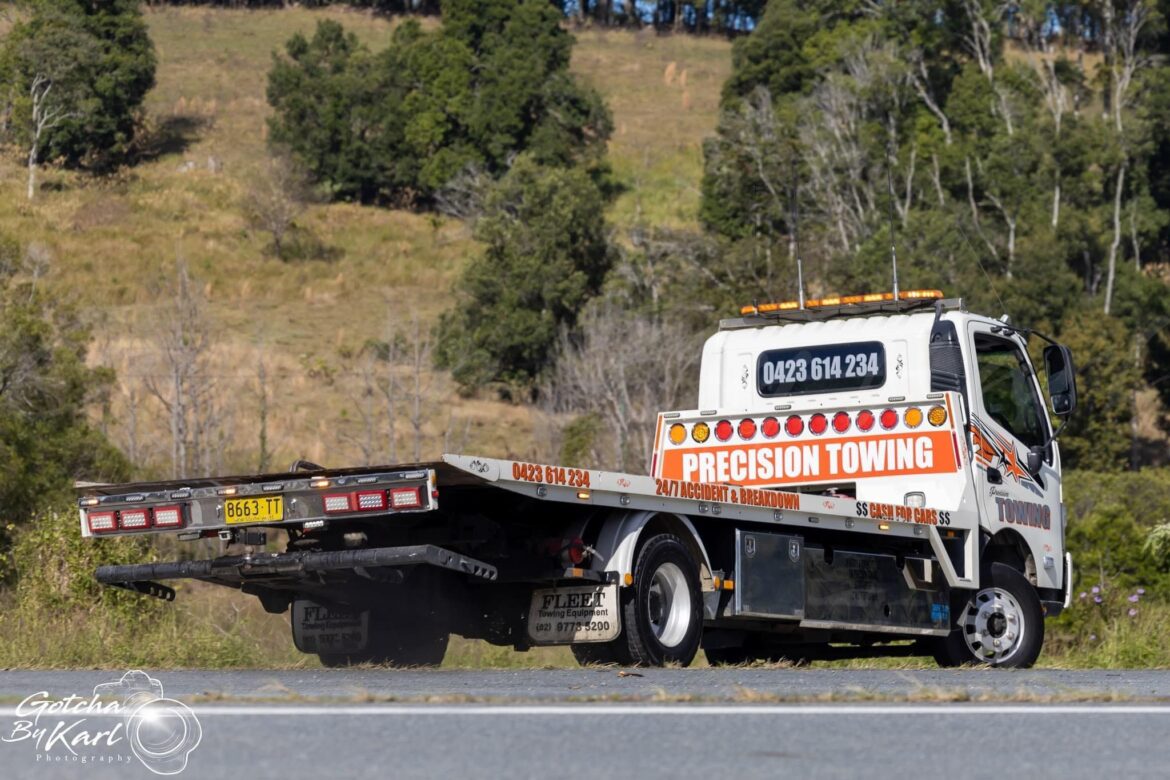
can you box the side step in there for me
[96,544,498,600]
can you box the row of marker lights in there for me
[88,505,184,534]
[668,406,947,445]
[322,487,424,514]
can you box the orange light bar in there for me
[741,289,944,316]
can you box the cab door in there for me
[965,324,1064,591]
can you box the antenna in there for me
[885,138,900,300]
[789,158,806,310]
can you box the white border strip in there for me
[4,704,1163,717]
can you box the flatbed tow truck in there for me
[81,290,1077,668]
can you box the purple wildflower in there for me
[1138,588,1146,596]
[1091,585,1101,594]
[1094,595,1103,604]
[1090,634,1098,641]
[1079,592,1088,600]
[1129,594,1140,603]
[1129,608,1139,618]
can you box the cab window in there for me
[974,334,1048,449]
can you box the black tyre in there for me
[571,642,620,666]
[319,615,449,668]
[704,646,752,666]
[932,562,1044,668]
[613,533,703,667]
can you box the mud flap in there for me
[291,599,369,655]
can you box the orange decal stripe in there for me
[659,431,959,487]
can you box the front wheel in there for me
[933,563,1044,668]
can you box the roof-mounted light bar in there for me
[741,289,944,316]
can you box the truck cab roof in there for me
[699,296,1015,412]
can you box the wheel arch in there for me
[593,510,715,592]
[982,529,1038,585]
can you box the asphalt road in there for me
[3,670,1170,779]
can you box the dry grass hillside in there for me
[0,8,732,478]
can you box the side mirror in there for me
[1027,446,1044,476]
[1042,344,1077,417]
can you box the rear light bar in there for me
[356,490,387,511]
[88,506,188,534]
[324,487,426,514]
[152,505,184,528]
[323,494,354,514]
[118,508,150,530]
[87,511,117,533]
[389,487,423,509]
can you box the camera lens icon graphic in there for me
[93,672,203,776]
[125,696,202,775]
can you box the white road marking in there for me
[5,703,1163,718]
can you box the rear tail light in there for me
[152,506,184,528]
[904,407,924,428]
[691,422,710,443]
[809,413,828,435]
[87,511,116,533]
[356,490,388,511]
[118,509,150,530]
[562,537,587,566]
[832,411,851,433]
[737,418,757,440]
[668,423,687,445]
[785,415,804,436]
[856,410,875,432]
[714,420,734,442]
[928,405,948,426]
[323,494,353,514]
[389,487,423,509]
[880,409,898,430]
[761,417,781,438]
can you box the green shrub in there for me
[267,0,611,206]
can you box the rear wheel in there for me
[932,563,1043,668]
[704,646,752,666]
[571,642,620,666]
[319,614,449,668]
[616,534,703,667]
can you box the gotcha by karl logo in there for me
[3,670,202,775]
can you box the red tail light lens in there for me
[152,506,184,528]
[390,487,423,509]
[880,409,898,430]
[356,490,388,511]
[714,420,734,442]
[809,413,828,435]
[785,415,804,436]
[118,509,150,530]
[738,418,757,440]
[323,494,353,514]
[856,410,875,432]
[563,537,587,566]
[761,417,781,438]
[832,411,851,433]
[88,511,116,533]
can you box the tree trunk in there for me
[26,141,37,201]
[1104,162,1126,315]
[1051,176,1060,229]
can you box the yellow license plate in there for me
[224,496,283,524]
